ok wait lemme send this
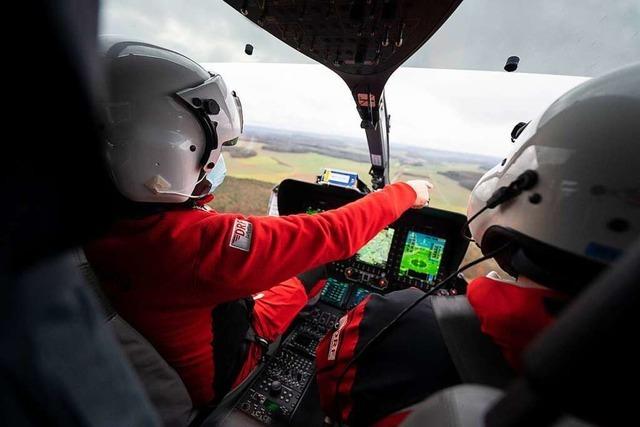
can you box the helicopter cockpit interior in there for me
[3,1,639,427]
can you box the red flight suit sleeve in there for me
[467,276,564,371]
[196,182,416,302]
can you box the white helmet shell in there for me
[468,63,640,269]
[99,37,243,203]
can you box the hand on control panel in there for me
[406,180,434,209]
[376,277,388,289]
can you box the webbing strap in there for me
[432,296,514,389]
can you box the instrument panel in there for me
[331,225,448,292]
[281,179,470,304]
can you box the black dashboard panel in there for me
[278,179,470,297]
[223,0,462,79]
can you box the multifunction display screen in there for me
[398,231,446,284]
[354,228,395,269]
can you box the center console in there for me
[234,305,343,424]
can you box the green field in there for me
[224,142,373,186]
[207,176,273,216]
[224,140,486,214]
[392,162,480,213]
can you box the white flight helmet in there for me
[468,63,640,292]
[98,37,243,203]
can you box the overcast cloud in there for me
[404,0,640,76]
[206,63,586,156]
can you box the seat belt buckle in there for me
[255,336,271,361]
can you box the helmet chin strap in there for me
[192,175,213,197]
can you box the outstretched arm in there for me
[197,182,420,302]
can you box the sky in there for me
[99,0,636,156]
[205,62,587,156]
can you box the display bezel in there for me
[278,179,470,293]
[391,224,450,287]
[397,230,447,284]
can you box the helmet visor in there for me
[176,74,243,147]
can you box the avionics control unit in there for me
[285,179,470,309]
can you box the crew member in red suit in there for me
[85,38,433,407]
[315,63,640,426]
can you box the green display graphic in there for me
[305,207,323,215]
[399,231,446,283]
[355,228,395,268]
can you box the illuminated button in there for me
[264,399,283,417]
[377,278,388,289]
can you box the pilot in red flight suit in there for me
[84,38,433,407]
[315,63,640,426]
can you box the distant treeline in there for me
[226,146,257,158]
[239,125,500,169]
[262,142,370,163]
[438,170,485,190]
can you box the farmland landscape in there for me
[211,125,505,278]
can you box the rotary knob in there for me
[269,380,283,397]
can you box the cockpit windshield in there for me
[100,0,639,275]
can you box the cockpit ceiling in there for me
[223,0,462,77]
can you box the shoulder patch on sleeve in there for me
[229,218,253,252]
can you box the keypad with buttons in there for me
[319,278,350,307]
[235,302,344,425]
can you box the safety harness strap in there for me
[244,327,271,360]
[431,295,514,388]
[210,297,271,402]
[211,297,253,402]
